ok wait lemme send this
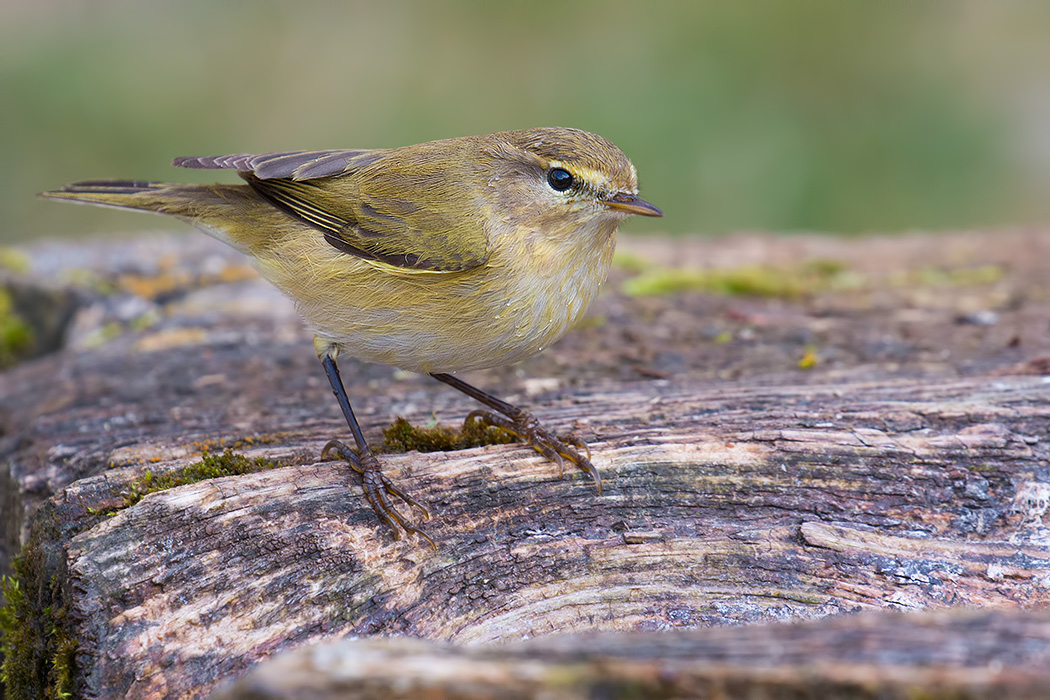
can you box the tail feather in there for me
[41,179,276,253]
[47,180,165,194]
[41,179,257,220]
[39,180,193,215]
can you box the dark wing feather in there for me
[176,139,492,272]
[173,149,384,180]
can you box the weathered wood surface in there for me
[47,375,1050,699]
[211,607,1050,699]
[2,229,1050,698]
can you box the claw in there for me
[321,439,435,548]
[560,434,592,462]
[465,409,600,492]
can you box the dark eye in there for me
[547,167,574,191]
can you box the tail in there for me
[40,180,270,252]
[40,180,216,218]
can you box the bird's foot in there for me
[321,439,435,548]
[464,409,601,493]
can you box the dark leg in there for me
[320,355,434,547]
[430,373,601,493]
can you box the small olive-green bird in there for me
[42,127,663,546]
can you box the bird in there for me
[41,127,663,546]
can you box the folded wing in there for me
[175,148,490,272]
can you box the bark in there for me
[2,230,1049,699]
[211,608,1050,700]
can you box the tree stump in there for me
[2,229,1049,699]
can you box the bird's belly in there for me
[299,257,609,373]
[257,218,617,374]
[307,279,593,373]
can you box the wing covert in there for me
[244,171,490,273]
[173,149,384,180]
[176,138,493,272]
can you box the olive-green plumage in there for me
[43,127,662,544]
[42,127,661,374]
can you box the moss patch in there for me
[381,416,519,454]
[1,554,75,699]
[890,263,1004,288]
[117,449,281,511]
[1,562,30,693]
[191,433,293,454]
[46,598,76,699]
[622,258,862,299]
[797,344,819,369]
[0,247,30,274]
[0,286,36,370]
[2,449,282,696]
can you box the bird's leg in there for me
[319,354,434,547]
[429,373,601,493]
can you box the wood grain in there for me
[2,230,1049,698]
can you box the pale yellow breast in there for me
[250,214,619,373]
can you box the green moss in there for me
[76,321,123,350]
[612,249,654,274]
[44,597,75,699]
[0,247,30,274]
[1,553,75,699]
[1,449,280,696]
[770,590,828,605]
[622,258,861,299]
[1,565,29,692]
[58,268,116,296]
[797,344,819,369]
[128,309,161,332]
[622,258,1002,300]
[888,263,1005,289]
[117,449,281,511]
[953,264,1005,285]
[0,287,36,370]
[191,432,293,454]
[51,633,76,699]
[381,416,519,454]
[965,462,1000,474]
[910,264,1004,287]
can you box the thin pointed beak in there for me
[603,192,664,217]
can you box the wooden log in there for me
[211,607,1050,699]
[5,373,1045,698]
[2,230,1049,698]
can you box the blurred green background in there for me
[4,0,1050,243]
